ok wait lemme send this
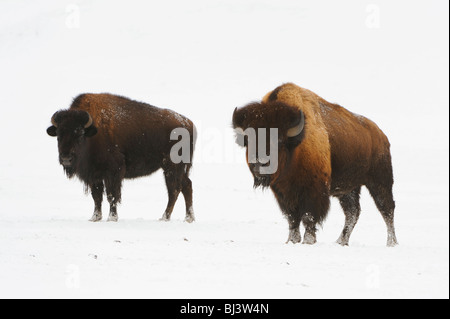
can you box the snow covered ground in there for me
[0,0,448,299]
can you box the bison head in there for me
[232,101,305,188]
[47,110,97,176]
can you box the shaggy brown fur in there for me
[234,83,397,246]
[47,93,196,223]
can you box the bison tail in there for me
[184,122,197,177]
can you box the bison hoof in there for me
[387,239,398,247]
[302,233,317,245]
[107,215,118,222]
[336,237,349,246]
[185,214,195,223]
[89,212,102,222]
[160,214,170,222]
[286,229,301,244]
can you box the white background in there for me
[0,0,448,298]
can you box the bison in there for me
[47,93,196,223]
[232,83,398,247]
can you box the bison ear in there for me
[47,126,57,137]
[84,125,98,138]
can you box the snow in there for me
[0,0,448,299]
[166,109,191,128]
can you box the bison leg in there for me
[286,213,302,244]
[181,175,195,223]
[106,194,119,222]
[89,182,104,222]
[160,169,181,221]
[302,213,317,245]
[105,178,122,222]
[367,183,398,247]
[336,187,361,246]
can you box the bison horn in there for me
[84,113,93,128]
[287,111,305,137]
[232,107,238,123]
[51,113,58,127]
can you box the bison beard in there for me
[250,163,272,189]
[233,83,398,247]
[253,175,271,189]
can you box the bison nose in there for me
[251,162,261,174]
[60,156,73,167]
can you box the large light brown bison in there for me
[233,83,398,247]
[47,93,196,223]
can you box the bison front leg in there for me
[286,213,302,244]
[106,194,119,222]
[105,178,122,222]
[89,182,104,222]
[302,213,317,245]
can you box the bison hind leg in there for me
[160,166,182,221]
[161,163,195,223]
[181,173,195,223]
[366,182,398,247]
[336,187,361,246]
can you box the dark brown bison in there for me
[47,93,196,223]
[232,83,398,247]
